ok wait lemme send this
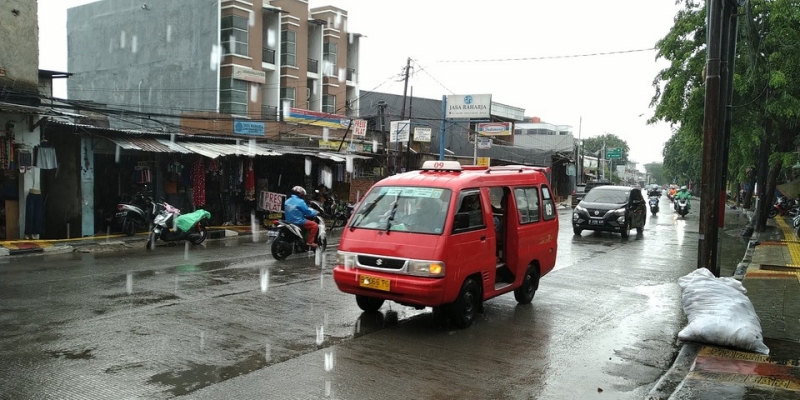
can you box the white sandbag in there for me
[677,268,769,354]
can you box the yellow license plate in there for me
[359,274,390,292]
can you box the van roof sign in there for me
[421,160,462,171]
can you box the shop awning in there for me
[176,142,281,159]
[106,137,193,154]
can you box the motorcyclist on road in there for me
[674,186,692,212]
[284,186,319,248]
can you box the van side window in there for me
[541,185,556,220]
[513,187,541,224]
[453,190,485,233]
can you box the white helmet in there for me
[292,186,307,196]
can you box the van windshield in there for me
[583,188,628,204]
[349,186,452,234]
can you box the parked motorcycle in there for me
[146,202,210,250]
[676,198,690,218]
[269,213,327,260]
[331,200,354,229]
[648,196,660,216]
[768,196,798,219]
[115,191,156,236]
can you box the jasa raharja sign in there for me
[446,94,492,119]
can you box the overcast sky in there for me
[38,0,681,167]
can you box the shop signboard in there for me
[476,122,512,136]
[446,94,492,119]
[389,120,410,143]
[414,127,432,142]
[318,140,372,153]
[477,138,491,149]
[352,119,368,138]
[285,108,352,129]
[259,191,285,213]
[234,120,265,136]
[477,157,490,167]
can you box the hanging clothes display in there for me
[24,189,45,239]
[192,158,206,207]
[244,159,255,201]
[34,145,58,169]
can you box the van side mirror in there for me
[454,213,470,230]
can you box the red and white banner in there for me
[259,191,285,213]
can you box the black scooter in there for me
[648,196,660,215]
[115,192,156,236]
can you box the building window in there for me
[220,78,248,115]
[280,87,295,109]
[323,42,337,76]
[221,15,249,57]
[281,30,296,67]
[323,94,335,114]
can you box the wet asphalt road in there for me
[0,194,752,399]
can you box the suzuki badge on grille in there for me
[376,259,383,266]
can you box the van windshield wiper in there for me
[349,192,387,231]
[385,194,400,235]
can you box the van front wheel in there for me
[355,295,384,313]
[451,279,480,329]
[514,266,539,304]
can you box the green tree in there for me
[581,133,631,163]
[644,162,666,185]
[650,0,800,230]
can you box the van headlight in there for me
[614,207,626,214]
[575,205,587,212]
[336,251,356,269]
[408,260,445,277]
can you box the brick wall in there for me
[349,179,377,203]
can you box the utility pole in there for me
[399,57,411,173]
[405,86,414,172]
[578,116,582,184]
[377,100,388,177]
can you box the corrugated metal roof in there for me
[106,137,190,153]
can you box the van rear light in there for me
[117,204,125,210]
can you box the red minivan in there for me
[332,161,559,328]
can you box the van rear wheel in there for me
[355,295,384,313]
[451,279,480,329]
[514,266,539,304]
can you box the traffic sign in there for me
[606,148,622,159]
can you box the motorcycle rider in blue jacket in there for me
[284,186,318,248]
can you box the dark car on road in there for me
[571,180,612,208]
[572,185,647,238]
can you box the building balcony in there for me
[262,48,276,64]
[346,68,355,82]
[308,58,319,74]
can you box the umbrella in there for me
[776,179,800,199]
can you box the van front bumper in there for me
[333,266,446,308]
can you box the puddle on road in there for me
[47,348,95,360]
[147,333,352,397]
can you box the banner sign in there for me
[352,119,368,137]
[389,120,411,143]
[258,191,285,213]
[285,108,352,129]
[476,122,512,136]
[446,94,492,119]
[233,120,265,136]
[318,140,373,153]
[414,127,432,142]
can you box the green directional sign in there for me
[606,148,622,159]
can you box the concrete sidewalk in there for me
[0,225,263,257]
[649,212,800,399]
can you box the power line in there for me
[412,60,455,95]
[435,47,657,63]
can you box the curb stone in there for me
[645,342,702,400]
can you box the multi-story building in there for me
[67,0,361,137]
